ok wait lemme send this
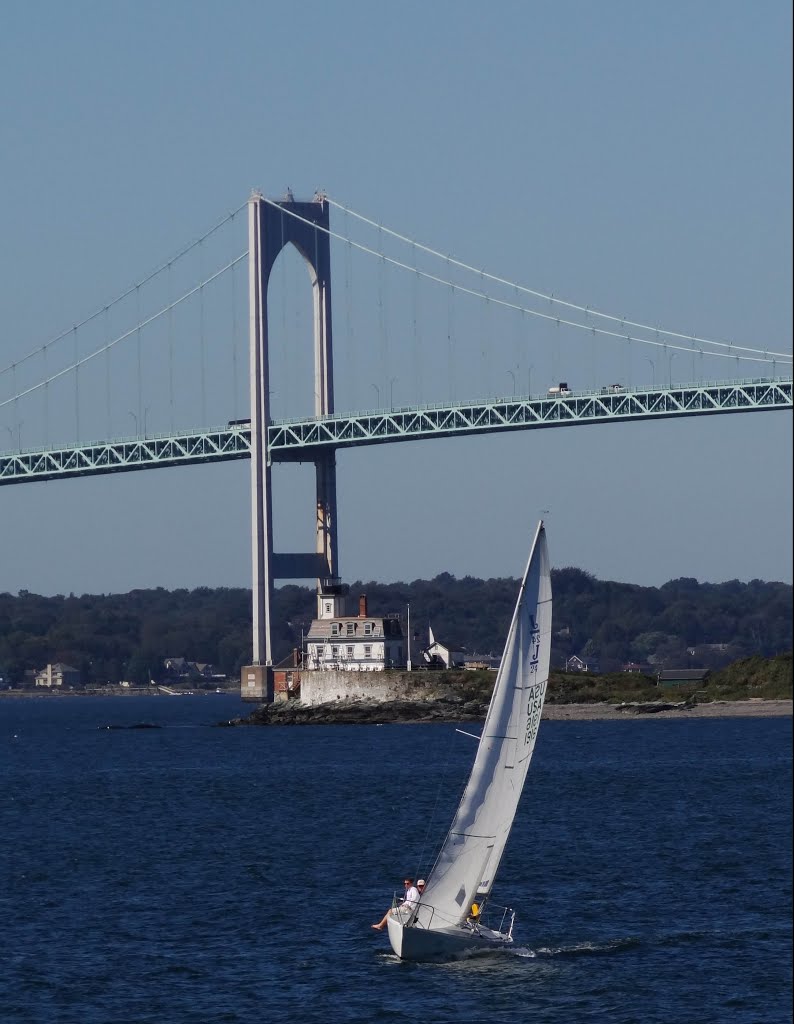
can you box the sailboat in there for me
[386,520,552,962]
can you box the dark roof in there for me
[658,669,710,681]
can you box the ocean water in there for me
[0,696,790,1024]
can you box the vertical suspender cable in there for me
[43,347,50,446]
[377,225,388,397]
[12,365,19,450]
[281,210,289,415]
[199,240,207,427]
[411,242,420,405]
[73,326,80,442]
[136,285,142,434]
[481,272,491,398]
[168,263,174,433]
[231,251,239,420]
[513,285,521,391]
[104,307,111,437]
[344,210,356,411]
[592,315,598,391]
[447,259,456,404]
[626,331,632,390]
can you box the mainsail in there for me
[419,521,552,930]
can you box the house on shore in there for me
[565,654,601,673]
[422,627,465,669]
[304,591,406,672]
[35,663,82,689]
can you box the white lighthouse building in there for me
[304,589,405,672]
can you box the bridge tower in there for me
[241,190,340,702]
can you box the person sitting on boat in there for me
[371,877,420,930]
[466,902,481,928]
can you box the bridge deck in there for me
[1,377,791,485]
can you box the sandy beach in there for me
[542,699,793,720]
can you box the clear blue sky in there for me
[1,0,791,597]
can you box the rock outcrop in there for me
[219,695,489,727]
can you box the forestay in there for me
[419,521,551,930]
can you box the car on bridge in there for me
[547,382,571,396]
[600,383,625,394]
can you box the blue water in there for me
[0,696,790,1024]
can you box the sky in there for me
[0,0,791,598]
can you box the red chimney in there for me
[359,594,368,617]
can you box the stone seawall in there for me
[298,671,457,707]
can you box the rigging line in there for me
[0,201,248,378]
[261,198,790,366]
[414,721,462,887]
[0,254,247,411]
[325,196,789,360]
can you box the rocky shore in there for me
[220,696,793,726]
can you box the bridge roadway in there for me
[1,376,791,485]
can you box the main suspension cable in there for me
[325,195,789,361]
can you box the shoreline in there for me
[541,699,792,720]
[226,696,792,726]
[1,690,790,720]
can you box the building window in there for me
[364,645,372,658]
[331,623,340,636]
[364,622,373,635]
[346,646,353,657]
[331,646,339,658]
[346,622,355,636]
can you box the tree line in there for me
[0,569,790,686]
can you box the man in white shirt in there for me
[371,877,420,930]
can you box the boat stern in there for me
[386,913,406,958]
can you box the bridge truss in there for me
[1,376,791,485]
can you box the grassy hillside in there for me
[422,652,792,706]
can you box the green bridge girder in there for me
[1,376,791,485]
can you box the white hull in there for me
[386,914,513,962]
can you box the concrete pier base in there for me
[241,665,273,703]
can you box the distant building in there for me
[463,653,501,671]
[163,657,225,680]
[304,592,405,672]
[565,655,591,673]
[422,627,465,669]
[622,662,651,674]
[35,663,82,689]
[164,657,190,676]
[657,668,711,686]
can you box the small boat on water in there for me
[385,520,552,962]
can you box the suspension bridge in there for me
[2,190,791,697]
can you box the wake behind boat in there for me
[383,520,552,962]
